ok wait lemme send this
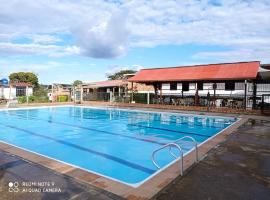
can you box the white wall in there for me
[0,87,33,99]
[160,82,270,96]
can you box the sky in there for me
[0,0,270,84]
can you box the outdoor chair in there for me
[179,99,185,106]
[236,100,243,109]
[164,97,171,104]
[171,98,177,105]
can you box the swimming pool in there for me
[0,106,237,186]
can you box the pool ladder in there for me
[151,136,198,176]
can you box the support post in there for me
[213,83,217,107]
[153,83,158,104]
[244,80,247,110]
[80,86,83,103]
[26,86,29,104]
[159,83,162,104]
[51,83,54,103]
[147,92,150,104]
[131,82,134,103]
[195,83,199,106]
[252,81,257,109]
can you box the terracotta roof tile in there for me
[128,61,260,82]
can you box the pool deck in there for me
[156,118,270,200]
[0,103,269,199]
[0,151,123,200]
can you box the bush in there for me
[58,95,68,102]
[18,95,49,103]
[18,96,27,103]
[28,96,36,102]
[35,96,49,103]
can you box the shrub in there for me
[58,95,68,102]
[28,96,36,102]
[18,96,27,103]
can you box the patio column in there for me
[131,82,134,102]
[80,86,83,103]
[244,80,247,110]
[26,86,29,104]
[252,80,257,109]
[118,86,121,97]
[213,83,217,107]
[159,83,162,100]
[195,83,199,106]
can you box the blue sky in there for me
[0,0,270,84]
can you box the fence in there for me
[262,94,270,115]
[81,92,270,111]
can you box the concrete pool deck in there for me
[156,118,270,200]
[0,104,269,199]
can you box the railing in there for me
[172,136,198,162]
[152,143,184,175]
[152,137,199,176]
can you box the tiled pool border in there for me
[0,105,248,199]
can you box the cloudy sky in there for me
[0,0,270,84]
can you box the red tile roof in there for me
[128,61,260,82]
[10,82,32,87]
[85,80,128,88]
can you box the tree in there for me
[33,85,48,97]
[73,80,83,86]
[9,72,39,88]
[107,69,137,80]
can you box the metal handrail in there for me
[172,136,198,162]
[152,143,184,175]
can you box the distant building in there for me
[47,83,73,101]
[0,82,33,100]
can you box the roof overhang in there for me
[128,61,260,83]
[83,80,128,88]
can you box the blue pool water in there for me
[0,106,236,185]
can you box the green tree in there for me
[107,69,137,80]
[33,85,48,97]
[73,80,83,86]
[9,72,39,88]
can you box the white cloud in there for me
[0,0,269,61]
[0,42,79,57]
[30,34,62,44]
[194,46,270,63]
[75,11,130,58]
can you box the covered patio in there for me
[80,80,129,102]
[128,61,269,110]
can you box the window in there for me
[182,82,189,91]
[170,82,177,90]
[225,82,235,90]
[197,82,203,90]
[16,87,26,96]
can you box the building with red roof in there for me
[128,61,270,109]
[0,81,33,100]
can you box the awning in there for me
[128,61,260,82]
[83,80,128,88]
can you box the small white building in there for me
[0,82,33,100]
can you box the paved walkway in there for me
[0,151,122,200]
[156,119,270,200]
